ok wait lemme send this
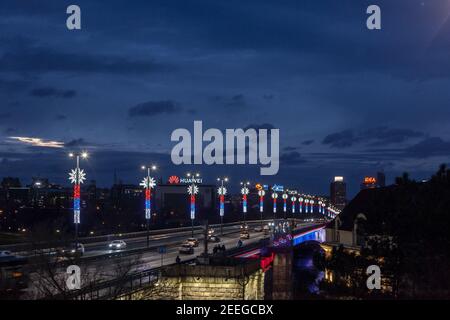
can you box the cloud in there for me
[302,140,314,146]
[210,94,247,109]
[323,127,425,148]
[280,151,306,166]
[128,100,182,117]
[65,138,90,148]
[0,39,171,76]
[405,137,450,158]
[8,136,64,148]
[30,87,77,98]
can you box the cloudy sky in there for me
[1,0,450,197]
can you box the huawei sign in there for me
[168,175,180,184]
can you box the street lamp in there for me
[217,177,228,235]
[240,181,250,223]
[291,196,297,214]
[186,172,200,237]
[258,190,265,226]
[140,164,157,247]
[298,197,304,213]
[282,193,288,218]
[68,152,88,241]
[271,192,278,216]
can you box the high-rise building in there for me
[377,171,386,188]
[330,176,346,210]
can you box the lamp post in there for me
[240,181,250,224]
[258,190,265,226]
[291,196,297,214]
[299,197,304,213]
[186,172,200,238]
[322,203,326,216]
[282,193,288,218]
[271,192,278,217]
[318,200,323,214]
[217,177,228,235]
[305,199,310,214]
[140,165,157,248]
[310,199,315,214]
[68,152,88,242]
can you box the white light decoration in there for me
[258,190,265,197]
[187,184,199,195]
[217,186,227,195]
[69,168,86,184]
[140,176,156,189]
[271,193,278,199]
[240,187,250,195]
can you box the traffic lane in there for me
[82,223,247,253]
[95,230,268,276]
[82,224,260,257]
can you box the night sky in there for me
[1,0,450,197]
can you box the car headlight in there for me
[117,244,121,247]
[109,244,112,247]
[71,249,76,253]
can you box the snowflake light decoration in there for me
[69,168,86,184]
[187,184,199,195]
[140,177,156,189]
[217,186,227,195]
[240,187,249,195]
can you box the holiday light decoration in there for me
[305,199,310,213]
[310,199,315,213]
[68,153,88,238]
[187,184,199,219]
[318,200,323,214]
[299,197,304,213]
[272,192,278,213]
[258,190,265,213]
[282,193,288,213]
[217,186,227,217]
[241,186,250,214]
[140,176,156,219]
[291,196,297,213]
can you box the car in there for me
[186,238,199,247]
[109,240,127,250]
[59,243,84,258]
[240,224,249,230]
[240,231,250,239]
[253,226,263,232]
[263,225,270,235]
[208,235,221,243]
[179,244,194,254]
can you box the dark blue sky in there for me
[1,0,450,197]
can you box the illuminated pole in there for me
[282,193,288,218]
[217,177,228,235]
[69,152,88,242]
[240,181,250,223]
[299,197,304,213]
[318,201,322,214]
[310,200,315,214]
[271,192,278,217]
[258,190,265,225]
[140,165,156,247]
[291,196,297,214]
[187,173,200,238]
[322,203,326,216]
